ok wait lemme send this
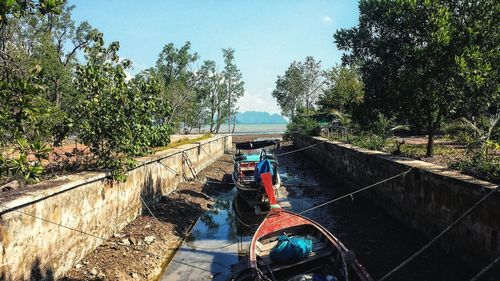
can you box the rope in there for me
[199,145,219,163]
[0,202,216,274]
[295,168,413,218]
[274,140,326,157]
[379,185,500,281]
[158,160,179,175]
[469,254,500,281]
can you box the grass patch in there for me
[153,134,212,152]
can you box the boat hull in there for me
[249,209,373,281]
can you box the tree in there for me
[222,48,244,133]
[335,0,499,157]
[318,64,364,115]
[272,62,305,119]
[154,41,199,130]
[272,57,323,119]
[74,36,171,180]
[301,56,323,114]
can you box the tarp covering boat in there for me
[236,140,278,150]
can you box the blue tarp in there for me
[238,154,261,163]
[254,159,274,182]
[269,235,313,264]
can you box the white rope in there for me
[200,145,219,162]
[157,160,179,175]
[469,254,500,281]
[275,140,326,157]
[379,185,500,281]
[0,202,216,273]
[296,168,413,218]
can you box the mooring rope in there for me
[378,184,500,281]
[296,168,413,218]
[469,254,500,281]
[274,140,327,157]
[0,202,220,274]
[157,160,179,175]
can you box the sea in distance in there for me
[200,123,287,135]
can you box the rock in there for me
[83,260,89,265]
[138,241,143,246]
[1,180,20,192]
[143,224,152,229]
[144,236,156,244]
[130,272,139,279]
[121,238,131,245]
[97,272,106,278]
[129,237,138,245]
[75,263,83,270]
[113,233,126,238]
[90,268,98,276]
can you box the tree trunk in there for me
[425,107,444,157]
[426,132,435,157]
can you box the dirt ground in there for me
[62,153,235,281]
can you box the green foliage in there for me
[451,154,500,184]
[272,57,322,119]
[222,48,244,133]
[74,36,172,180]
[1,136,51,184]
[318,64,364,115]
[283,116,320,140]
[350,134,387,151]
[0,66,65,145]
[334,0,499,157]
[371,113,409,141]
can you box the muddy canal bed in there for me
[161,143,492,281]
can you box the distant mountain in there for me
[235,111,288,124]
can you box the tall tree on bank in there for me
[154,41,199,130]
[272,57,323,119]
[222,48,244,133]
[318,64,364,116]
[301,56,323,114]
[272,62,304,119]
[335,0,499,157]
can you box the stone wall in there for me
[295,136,499,269]
[0,135,231,280]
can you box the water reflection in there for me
[161,187,253,281]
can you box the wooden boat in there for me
[232,140,281,193]
[230,173,373,281]
[233,193,268,227]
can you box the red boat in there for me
[231,172,374,281]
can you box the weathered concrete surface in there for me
[0,135,231,280]
[295,136,499,269]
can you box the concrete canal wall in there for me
[295,136,499,268]
[0,135,231,280]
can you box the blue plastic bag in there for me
[254,159,274,183]
[269,235,313,264]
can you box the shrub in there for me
[283,116,320,140]
[350,134,387,151]
[451,155,500,184]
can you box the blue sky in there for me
[69,0,359,114]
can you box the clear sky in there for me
[69,0,359,114]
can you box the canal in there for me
[160,143,489,281]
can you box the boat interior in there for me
[234,155,279,186]
[255,224,352,281]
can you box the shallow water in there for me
[161,146,489,281]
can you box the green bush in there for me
[350,134,387,150]
[451,155,500,183]
[283,116,320,140]
[73,37,172,181]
